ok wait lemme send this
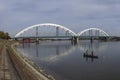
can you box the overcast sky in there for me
[0,0,120,36]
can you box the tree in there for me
[0,31,11,39]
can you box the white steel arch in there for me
[15,23,77,37]
[77,28,109,36]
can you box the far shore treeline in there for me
[0,31,11,39]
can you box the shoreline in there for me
[7,41,55,80]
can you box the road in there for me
[0,41,21,80]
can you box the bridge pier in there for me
[36,27,39,44]
[99,37,109,41]
[22,38,31,43]
[36,38,39,44]
[90,37,93,43]
[71,36,79,45]
[22,38,31,47]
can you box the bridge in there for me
[14,23,111,43]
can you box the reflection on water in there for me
[34,41,76,63]
[16,40,120,80]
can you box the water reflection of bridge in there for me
[26,40,107,63]
[79,40,107,62]
[34,42,76,62]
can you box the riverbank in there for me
[0,40,55,80]
[0,40,21,80]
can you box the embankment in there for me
[7,41,55,80]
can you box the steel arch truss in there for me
[15,23,77,37]
[77,28,109,36]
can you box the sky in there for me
[0,0,120,37]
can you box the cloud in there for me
[0,0,120,36]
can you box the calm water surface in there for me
[16,40,120,80]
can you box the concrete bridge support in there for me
[22,38,31,43]
[71,36,79,45]
[36,27,39,44]
[22,38,31,47]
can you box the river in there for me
[16,40,120,80]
